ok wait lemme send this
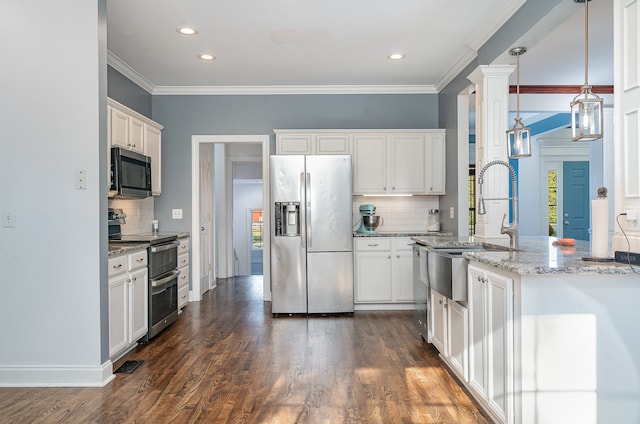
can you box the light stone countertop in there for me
[353,231,453,238]
[412,235,640,276]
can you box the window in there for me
[251,209,264,249]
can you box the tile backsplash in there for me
[352,196,440,232]
[109,197,155,234]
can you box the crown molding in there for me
[436,47,478,92]
[151,84,438,95]
[107,51,155,94]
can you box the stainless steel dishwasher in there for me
[412,244,430,341]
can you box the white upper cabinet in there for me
[274,129,445,195]
[107,98,164,196]
[275,130,351,155]
[425,131,446,194]
[145,124,162,195]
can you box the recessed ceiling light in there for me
[388,53,405,60]
[198,54,216,61]
[177,26,198,35]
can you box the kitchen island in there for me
[413,235,640,424]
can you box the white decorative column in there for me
[468,65,515,241]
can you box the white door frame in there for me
[191,135,271,302]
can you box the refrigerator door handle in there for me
[306,172,312,247]
[300,172,306,248]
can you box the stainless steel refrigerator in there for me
[270,155,354,314]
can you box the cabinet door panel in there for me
[129,268,148,343]
[393,242,414,302]
[430,289,447,354]
[108,275,128,358]
[389,134,425,193]
[145,124,162,195]
[110,108,129,149]
[447,300,468,380]
[425,132,446,194]
[486,271,513,422]
[129,117,145,153]
[353,135,387,194]
[316,134,350,154]
[468,265,487,398]
[355,252,391,302]
[277,134,313,154]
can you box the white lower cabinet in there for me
[430,289,468,381]
[108,249,148,361]
[354,237,413,307]
[177,236,190,310]
[467,263,514,424]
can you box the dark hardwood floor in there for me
[0,276,490,423]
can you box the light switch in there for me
[76,170,87,190]
[2,209,16,227]
[172,209,183,219]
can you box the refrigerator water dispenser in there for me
[274,202,300,236]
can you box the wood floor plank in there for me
[0,276,490,423]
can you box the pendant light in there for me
[570,0,603,142]
[507,47,531,158]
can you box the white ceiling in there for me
[106,0,613,95]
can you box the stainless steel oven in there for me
[146,238,180,340]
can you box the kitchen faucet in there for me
[477,160,519,249]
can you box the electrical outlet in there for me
[449,207,455,219]
[172,209,183,219]
[625,209,638,221]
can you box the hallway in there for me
[0,276,489,423]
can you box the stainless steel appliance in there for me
[270,155,354,315]
[109,223,180,340]
[412,244,430,341]
[110,146,152,199]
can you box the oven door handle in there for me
[150,241,180,253]
[150,269,180,287]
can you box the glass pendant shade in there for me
[507,117,531,157]
[506,46,531,158]
[570,86,603,142]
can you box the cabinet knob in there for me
[396,254,400,258]
[444,303,448,309]
[439,299,443,305]
[387,255,391,259]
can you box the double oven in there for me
[109,209,180,341]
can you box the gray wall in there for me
[150,94,439,232]
[107,65,152,118]
[438,0,565,234]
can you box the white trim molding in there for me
[0,361,115,387]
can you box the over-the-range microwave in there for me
[109,146,152,199]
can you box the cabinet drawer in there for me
[355,238,391,251]
[178,265,190,289]
[108,255,128,277]
[128,249,148,270]
[178,253,190,268]
[178,237,189,254]
[178,285,189,309]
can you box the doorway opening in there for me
[191,135,271,303]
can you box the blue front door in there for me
[563,161,590,240]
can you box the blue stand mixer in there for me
[357,204,382,234]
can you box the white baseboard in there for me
[0,361,115,387]
[354,303,414,311]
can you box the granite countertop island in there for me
[413,234,640,423]
[412,235,639,275]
